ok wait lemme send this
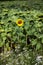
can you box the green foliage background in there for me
[0,1,43,65]
[0,0,43,51]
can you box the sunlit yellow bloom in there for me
[16,19,24,26]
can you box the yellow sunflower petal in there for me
[16,19,24,27]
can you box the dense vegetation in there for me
[0,1,43,65]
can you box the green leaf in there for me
[31,39,37,46]
[41,38,43,43]
[36,43,41,50]
[0,42,3,47]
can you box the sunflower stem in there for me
[26,34,27,46]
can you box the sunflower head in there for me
[16,19,24,26]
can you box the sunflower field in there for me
[0,1,43,65]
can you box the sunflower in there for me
[16,19,24,26]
